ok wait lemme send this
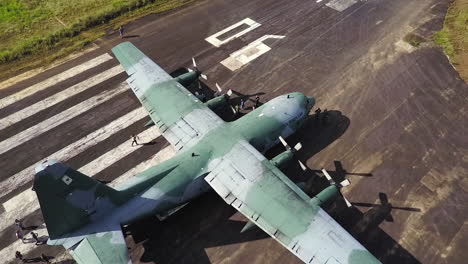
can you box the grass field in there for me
[0,0,195,80]
[434,0,468,81]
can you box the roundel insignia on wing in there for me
[62,175,73,185]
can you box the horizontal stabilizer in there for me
[70,228,130,264]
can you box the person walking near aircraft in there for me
[315,108,322,122]
[240,99,245,110]
[322,109,329,125]
[254,95,260,108]
[16,230,26,243]
[118,25,124,38]
[15,219,24,231]
[31,231,40,245]
[131,134,139,146]
[15,251,23,262]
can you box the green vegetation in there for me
[0,0,194,80]
[434,0,468,80]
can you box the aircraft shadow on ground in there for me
[328,192,422,264]
[275,113,422,263]
[126,192,270,264]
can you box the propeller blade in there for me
[343,195,352,207]
[293,142,302,151]
[279,136,290,150]
[339,179,351,187]
[298,160,307,171]
[321,169,335,184]
[216,83,222,92]
[192,57,197,68]
[230,105,237,114]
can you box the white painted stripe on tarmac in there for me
[0,82,128,156]
[79,126,162,176]
[0,108,148,241]
[0,53,112,109]
[0,129,167,236]
[0,65,124,130]
[0,45,99,90]
[0,140,173,227]
[0,144,174,263]
[326,0,358,12]
[0,125,172,263]
[0,224,49,263]
[1,107,147,215]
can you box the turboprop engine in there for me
[205,83,233,110]
[270,136,307,170]
[174,57,207,86]
[310,169,352,208]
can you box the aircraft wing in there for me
[69,229,130,264]
[112,42,224,151]
[205,140,381,264]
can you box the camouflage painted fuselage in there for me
[114,92,314,225]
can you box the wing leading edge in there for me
[112,42,223,150]
[205,140,381,264]
[112,42,224,151]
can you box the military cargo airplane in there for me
[33,42,380,264]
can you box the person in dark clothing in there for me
[30,232,39,245]
[240,99,245,110]
[131,134,139,146]
[315,108,322,122]
[16,230,26,243]
[40,253,51,263]
[15,219,24,231]
[254,95,260,108]
[15,251,23,261]
[322,109,329,125]
[118,25,124,38]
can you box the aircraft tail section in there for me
[33,160,125,239]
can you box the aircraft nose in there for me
[306,96,315,111]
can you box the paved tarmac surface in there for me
[0,0,467,263]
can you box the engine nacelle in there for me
[310,185,340,207]
[174,71,199,86]
[205,94,229,110]
[270,150,294,169]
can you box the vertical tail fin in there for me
[34,160,124,239]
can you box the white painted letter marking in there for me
[220,35,285,71]
[205,18,261,47]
